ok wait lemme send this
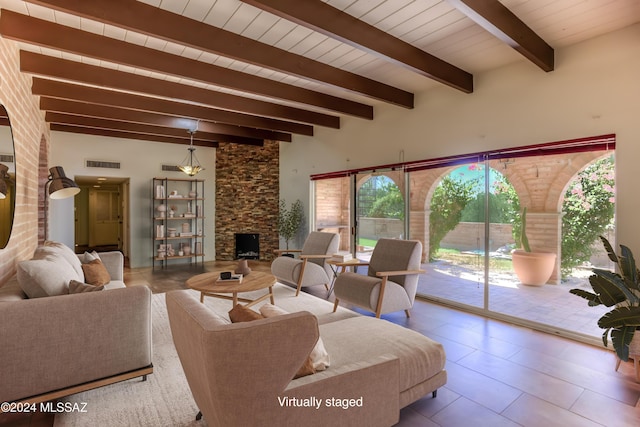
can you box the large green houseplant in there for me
[570,236,640,361]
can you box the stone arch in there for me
[552,151,612,212]
[355,170,404,195]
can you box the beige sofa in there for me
[0,243,153,404]
[166,284,446,427]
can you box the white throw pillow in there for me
[80,250,101,264]
[17,258,74,298]
[259,303,330,371]
[37,241,85,281]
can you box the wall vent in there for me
[162,164,180,172]
[86,160,121,169]
[0,154,14,163]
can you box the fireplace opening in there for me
[235,233,259,259]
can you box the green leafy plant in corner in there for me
[570,236,640,361]
[277,199,304,250]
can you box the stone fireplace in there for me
[215,141,279,261]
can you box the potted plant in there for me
[570,236,640,362]
[511,207,557,286]
[277,199,304,251]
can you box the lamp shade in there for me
[48,166,80,199]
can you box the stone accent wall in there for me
[215,141,279,261]
[0,37,50,284]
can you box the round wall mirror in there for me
[0,104,16,248]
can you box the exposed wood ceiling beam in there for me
[20,51,339,129]
[45,112,264,146]
[50,123,222,147]
[24,0,414,108]
[446,0,554,71]
[31,78,313,136]
[0,10,372,120]
[240,0,473,94]
[39,97,291,142]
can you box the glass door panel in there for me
[487,152,615,339]
[354,171,406,261]
[410,161,486,309]
[313,176,352,255]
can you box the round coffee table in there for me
[186,270,276,308]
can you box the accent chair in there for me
[271,231,339,296]
[333,238,424,318]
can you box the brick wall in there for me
[0,37,50,284]
[440,222,514,252]
[215,141,279,261]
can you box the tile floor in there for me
[133,260,640,426]
[8,260,637,426]
[417,260,608,339]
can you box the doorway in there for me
[74,176,129,257]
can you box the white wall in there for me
[281,23,640,251]
[50,133,216,268]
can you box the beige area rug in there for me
[54,284,351,426]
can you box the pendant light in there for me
[178,126,204,177]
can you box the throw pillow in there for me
[32,245,83,283]
[69,279,104,294]
[41,241,85,280]
[80,251,101,264]
[259,303,330,372]
[17,258,73,298]
[81,259,111,286]
[228,304,263,323]
[228,304,316,379]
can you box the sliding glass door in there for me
[312,176,352,255]
[408,160,487,309]
[354,170,406,261]
[311,135,616,342]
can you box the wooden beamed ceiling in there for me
[0,0,556,146]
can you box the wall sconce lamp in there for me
[44,166,80,241]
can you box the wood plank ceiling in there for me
[0,0,638,147]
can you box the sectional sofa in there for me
[0,242,152,404]
[166,282,447,426]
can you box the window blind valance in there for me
[310,134,615,180]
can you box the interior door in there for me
[89,189,121,247]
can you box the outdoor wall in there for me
[280,24,640,255]
[359,217,404,241]
[441,222,514,252]
[50,132,217,268]
[0,36,50,285]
